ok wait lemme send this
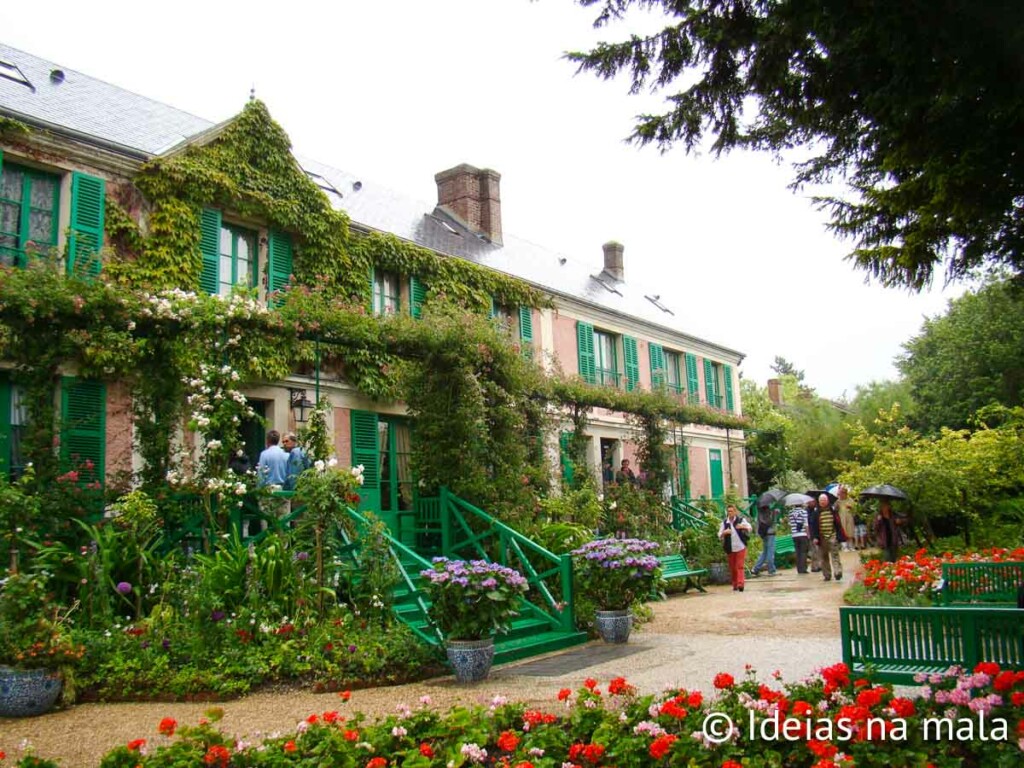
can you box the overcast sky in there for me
[2,0,965,399]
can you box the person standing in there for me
[810,493,845,581]
[836,486,856,552]
[615,458,637,485]
[750,503,778,577]
[788,503,810,574]
[282,432,308,491]
[256,430,289,488]
[718,504,753,592]
[805,498,822,572]
[874,500,903,563]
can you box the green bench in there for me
[941,561,1024,605]
[840,605,1024,684]
[774,534,795,562]
[658,554,707,595]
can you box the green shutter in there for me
[519,305,534,358]
[576,321,596,384]
[723,364,735,412]
[60,377,106,487]
[559,431,575,485]
[649,343,665,388]
[68,172,106,278]
[489,297,498,319]
[0,375,10,479]
[351,410,380,512]
[199,208,222,295]
[704,359,716,407]
[0,149,4,174]
[267,229,293,306]
[685,353,699,401]
[410,276,426,319]
[623,336,640,391]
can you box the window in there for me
[664,351,682,393]
[703,360,734,410]
[218,223,257,297]
[0,377,28,480]
[372,269,400,316]
[0,162,60,268]
[491,301,515,333]
[594,329,619,387]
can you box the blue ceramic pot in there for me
[445,638,495,683]
[0,666,63,717]
[594,609,632,643]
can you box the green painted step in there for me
[494,629,589,665]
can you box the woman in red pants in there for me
[718,504,753,591]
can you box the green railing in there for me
[670,496,708,531]
[160,490,307,552]
[432,487,575,634]
[341,507,442,646]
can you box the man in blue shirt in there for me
[257,430,289,487]
[282,432,308,491]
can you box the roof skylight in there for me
[0,59,34,90]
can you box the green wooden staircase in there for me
[344,493,588,665]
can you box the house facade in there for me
[0,42,748,528]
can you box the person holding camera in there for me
[718,504,753,592]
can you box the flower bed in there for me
[69,663,1024,768]
[854,547,1024,604]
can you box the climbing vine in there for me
[1,99,747,528]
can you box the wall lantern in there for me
[289,388,315,423]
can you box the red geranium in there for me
[204,745,231,766]
[367,758,387,768]
[584,678,598,690]
[344,729,360,741]
[713,672,735,689]
[648,734,677,759]
[975,661,1001,676]
[558,688,572,701]
[419,743,434,758]
[608,676,633,695]
[127,739,146,752]
[890,697,916,718]
[158,717,177,737]
[497,731,520,752]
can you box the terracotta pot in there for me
[0,666,63,717]
[445,638,495,683]
[594,609,632,643]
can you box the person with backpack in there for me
[718,504,753,592]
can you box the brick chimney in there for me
[767,378,783,406]
[434,164,502,245]
[602,241,624,281]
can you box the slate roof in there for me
[0,42,212,156]
[0,41,742,360]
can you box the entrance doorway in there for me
[600,438,617,487]
[238,400,267,473]
[709,448,724,498]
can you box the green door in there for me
[672,445,690,500]
[239,400,266,472]
[351,411,413,542]
[709,449,724,498]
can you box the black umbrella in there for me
[807,489,838,505]
[859,484,909,501]
[757,488,788,507]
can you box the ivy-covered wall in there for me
[0,101,745,520]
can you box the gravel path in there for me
[0,551,859,766]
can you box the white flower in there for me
[206,440,222,451]
[327,457,338,468]
[391,726,407,737]
[314,460,326,472]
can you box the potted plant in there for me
[570,538,661,643]
[0,570,85,716]
[419,558,528,683]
